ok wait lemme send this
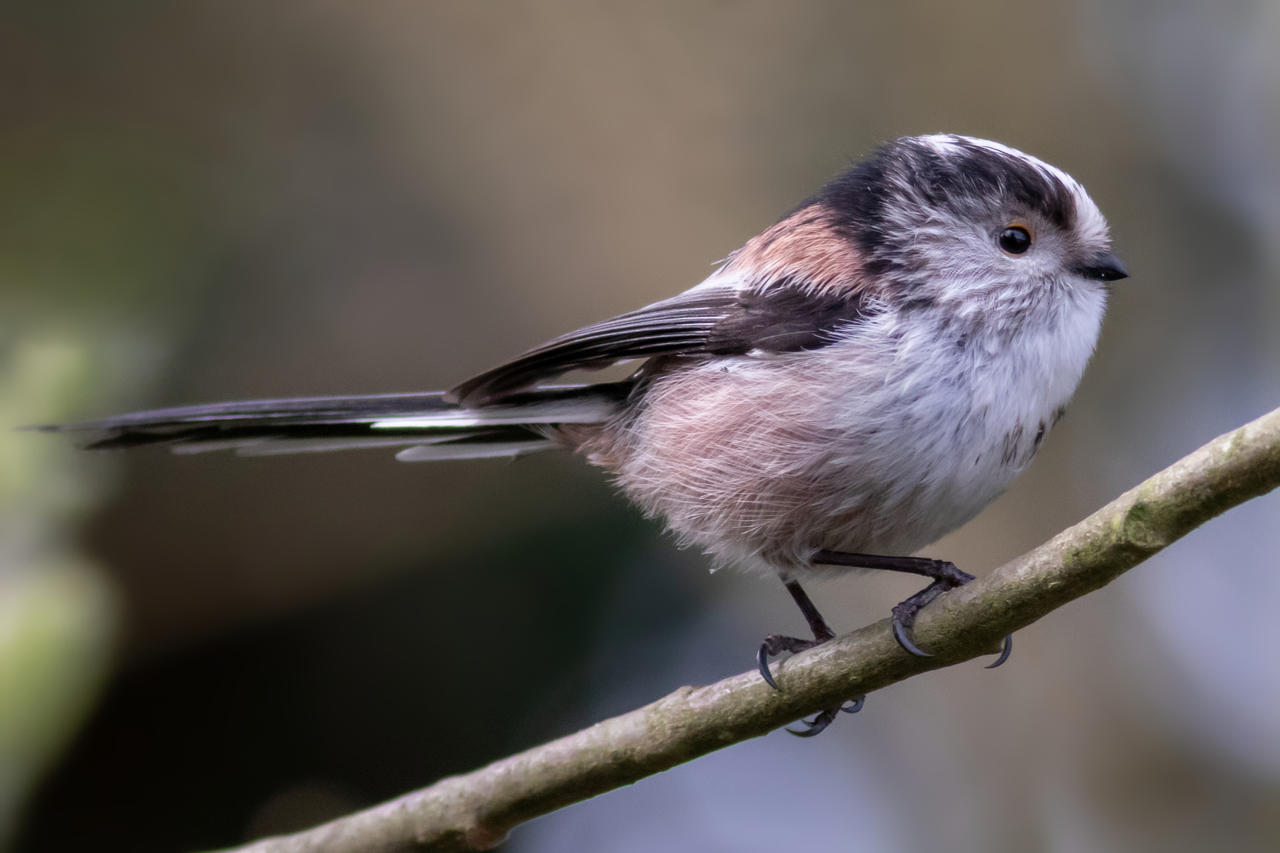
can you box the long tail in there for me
[40,382,631,462]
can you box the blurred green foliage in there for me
[0,339,120,848]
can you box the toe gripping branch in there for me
[757,553,1013,736]
[811,551,1013,668]
[756,580,866,736]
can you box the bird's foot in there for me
[888,566,1012,667]
[756,632,829,690]
[757,617,863,737]
[786,697,865,737]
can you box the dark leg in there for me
[757,578,865,737]
[813,550,1013,667]
[757,580,835,689]
[783,579,836,643]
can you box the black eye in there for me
[998,226,1032,255]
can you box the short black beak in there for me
[1078,252,1129,282]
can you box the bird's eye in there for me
[998,225,1032,255]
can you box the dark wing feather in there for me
[451,282,874,405]
[450,286,738,404]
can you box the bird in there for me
[44,134,1127,735]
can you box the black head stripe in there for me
[939,137,1077,230]
[813,136,1078,279]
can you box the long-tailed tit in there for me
[46,134,1128,734]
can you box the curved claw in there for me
[985,634,1014,669]
[892,617,933,658]
[756,643,781,690]
[840,695,865,714]
[786,708,838,737]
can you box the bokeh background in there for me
[3,2,1278,851]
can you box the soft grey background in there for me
[2,2,1277,851]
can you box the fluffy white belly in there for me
[589,293,1105,576]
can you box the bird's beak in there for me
[1077,251,1129,282]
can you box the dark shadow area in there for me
[16,509,685,852]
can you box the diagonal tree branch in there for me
[214,404,1280,853]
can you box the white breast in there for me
[599,284,1107,575]
[860,283,1108,555]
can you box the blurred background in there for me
[2,2,1278,851]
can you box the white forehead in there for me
[917,134,1110,245]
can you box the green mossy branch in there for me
[215,405,1280,853]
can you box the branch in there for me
[214,405,1280,853]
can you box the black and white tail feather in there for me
[47,383,632,461]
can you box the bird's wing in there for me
[450,280,873,405]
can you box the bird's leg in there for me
[757,579,835,689]
[812,550,1013,667]
[757,578,865,737]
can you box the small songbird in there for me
[48,134,1127,734]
